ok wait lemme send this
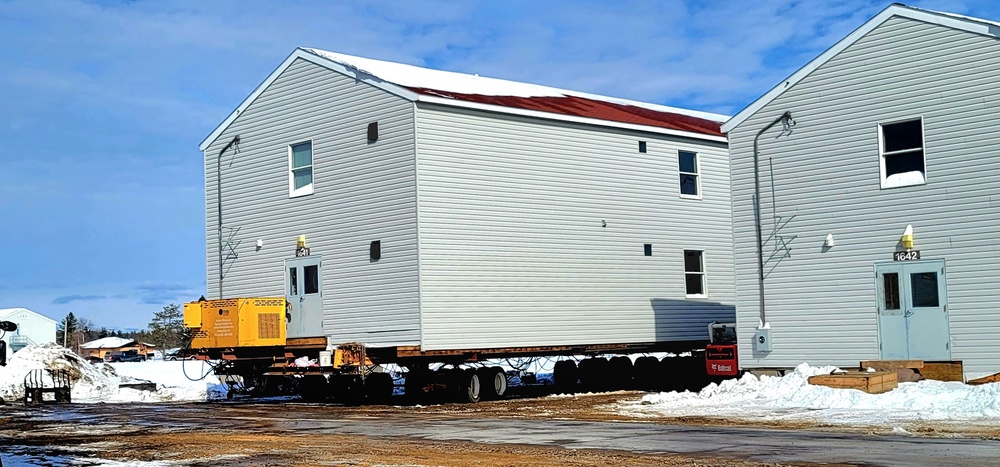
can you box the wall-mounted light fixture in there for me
[255,239,264,251]
[901,225,914,250]
[824,234,835,247]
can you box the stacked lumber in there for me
[807,370,897,394]
[860,360,964,382]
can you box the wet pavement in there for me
[3,402,1000,466]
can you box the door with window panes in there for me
[875,260,950,360]
[284,256,323,339]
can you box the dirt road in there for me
[3,393,1000,466]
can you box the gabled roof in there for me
[721,3,1000,133]
[200,48,728,151]
[81,336,135,349]
[0,307,58,325]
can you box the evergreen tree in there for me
[148,304,187,349]
[56,312,78,346]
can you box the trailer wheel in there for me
[553,360,578,393]
[331,375,365,405]
[403,368,429,404]
[297,376,329,402]
[608,356,634,390]
[477,367,507,400]
[578,357,610,392]
[365,372,394,404]
[633,356,659,390]
[490,366,507,398]
[453,369,481,403]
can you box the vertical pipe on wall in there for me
[752,112,792,326]
[217,135,240,299]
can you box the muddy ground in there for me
[3,390,999,466]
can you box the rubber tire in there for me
[553,360,579,393]
[490,366,508,398]
[477,367,507,400]
[403,369,429,404]
[608,356,634,390]
[364,372,394,404]
[633,356,660,390]
[578,357,610,392]
[456,369,481,403]
[297,375,329,402]
[331,375,365,405]
[658,356,682,391]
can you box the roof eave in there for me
[416,95,727,143]
[199,48,421,152]
[721,4,1000,133]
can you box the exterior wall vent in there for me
[368,122,379,142]
[644,244,652,256]
[370,240,382,261]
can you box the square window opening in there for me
[289,141,314,197]
[678,151,700,198]
[683,250,705,296]
[879,119,925,189]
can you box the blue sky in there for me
[2,0,998,329]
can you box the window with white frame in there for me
[289,141,314,197]
[683,250,706,297]
[678,150,700,197]
[879,118,925,189]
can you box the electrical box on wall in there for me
[753,328,772,352]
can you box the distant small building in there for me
[0,308,57,353]
[80,337,154,362]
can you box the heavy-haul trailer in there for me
[183,297,738,403]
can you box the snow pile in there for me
[621,363,1000,426]
[0,344,225,403]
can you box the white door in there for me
[284,256,324,339]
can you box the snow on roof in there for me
[0,307,58,324]
[303,48,727,136]
[199,49,728,151]
[722,4,1000,133]
[81,337,136,349]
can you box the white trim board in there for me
[721,4,1000,134]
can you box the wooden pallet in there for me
[968,372,1000,386]
[860,360,964,382]
[808,370,898,394]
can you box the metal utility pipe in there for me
[217,135,240,299]
[752,112,792,327]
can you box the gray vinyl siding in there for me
[414,104,735,350]
[202,58,420,347]
[728,17,1000,373]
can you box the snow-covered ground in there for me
[0,344,226,403]
[6,345,1000,431]
[617,363,1000,428]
